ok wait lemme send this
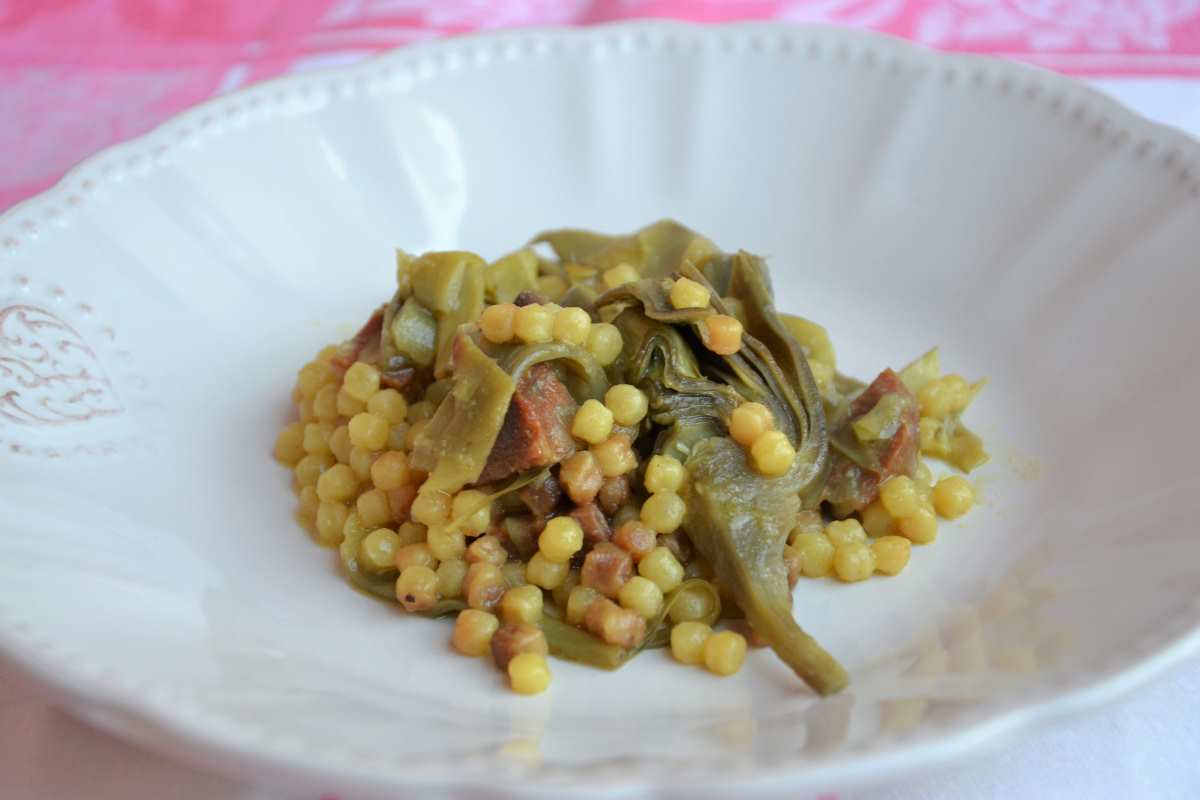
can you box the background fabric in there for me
[6,0,1200,209]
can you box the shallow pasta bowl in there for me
[2,20,1200,800]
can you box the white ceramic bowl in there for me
[2,21,1199,800]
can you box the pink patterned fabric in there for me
[4,0,1200,211]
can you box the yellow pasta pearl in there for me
[329,425,352,464]
[436,558,468,598]
[871,536,911,575]
[514,304,554,344]
[898,507,938,544]
[586,323,623,367]
[933,476,975,519]
[452,609,499,656]
[572,399,614,445]
[592,434,637,478]
[298,486,321,519]
[395,521,427,546]
[427,526,466,561]
[729,402,774,447]
[367,389,408,425]
[295,453,334,488]
[638,546,684,593]
[369,450,410,492]
[526,552,569,590]
[343,361,381,402]
[316,463,358,503]
[538,517,584,564]
[703,631,747,676]
[792,532,835,578]
[395,565,439,612]
[274,421,306,466]
[601,262,639,289]
[411,489,452,527]
[618,576,663,620]
[552,307,592,346]
[750,431,796,477]
[451,489,492,535]
[603,384,649,426]
[355,489,392,529]
[507,652,551,695]
[668,277,710,310]
[359,528,400,573]
[880,476,922,519]
[312,383,339,422]
[500,584,544,625]
[670,621,712,665]
[394,542,436,572]
[404,419,428,451]
[834,542,875,582]
[336,387,366,417]
[315,501,349,546]
[302,421,334,456]
[348,446,375,482]
[479,303,518,344]
[296,360,336,397]
[859,499,897,538]
[640,492,685,534]
[643,454,685,494]
[824,519,867,549]
[348,412,389,451]
[566,585,600,624]
[700,314,744,355]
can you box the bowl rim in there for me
[2,19,1200,797]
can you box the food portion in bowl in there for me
[274,220,988,695]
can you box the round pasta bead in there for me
[880,476,922,519]
[859,500,897,538]
[466,534,507,566]
[700,314,744,355]
[592,434,637,477]
[507,652,551,695]
[404,419,428,451]
[295,453,335,488]
[933,476,974,519]
[667,583,717,624]
[643,454,685,494]
[298,486,320,521]
[601,263,638,289]
[833,542,875,582]
[552,307,592,346]
[336,387,366,417]
[640,492,686,534]
[670,621,712,665]
[302,422,334,456]
[586,323,623,366]
[296,361,336,398]
[387,423,409,451]
[355,489,392,529]
[395,565,439,612]
[824,519,867,549]
[566,585,600,625]
[514,304,554,344]
[436,558,468,598]
[572,400,614,445]
[750,431,796,477]
[329,425,352,464]
[348,412,389,451]
[274,422,306,466]
[343,362,381,402]
[618,576,664,620]
[871,536,912,575]
[427,526,466,561]
[395,521,427,546]
[452,609,498,656]
[370,451,410,492]
[367,389,408,424]
[638,546,684,593]
[463,562,506,612]
[500,584,544,625]
[359,528,400,573]
[316,463,358,503]
[668,277,710,309]
[312,383,339,422]
[897,507,938,544]
[538,517,584,563]
[792,532,835,578]
[729,402,774,447]
[411,489,452,527]
[450,489,492,535]
[480,303,518,344]
[703,631,747,676]
[526,552,569,590]
[395,542,436,572]
[604,384,648,426]
[348,446,375,482]
[315,501,349,546]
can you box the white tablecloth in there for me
[2,78,1198,800]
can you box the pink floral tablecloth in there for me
[5,0,1200,211]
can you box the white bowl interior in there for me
[2,24,1199,795]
